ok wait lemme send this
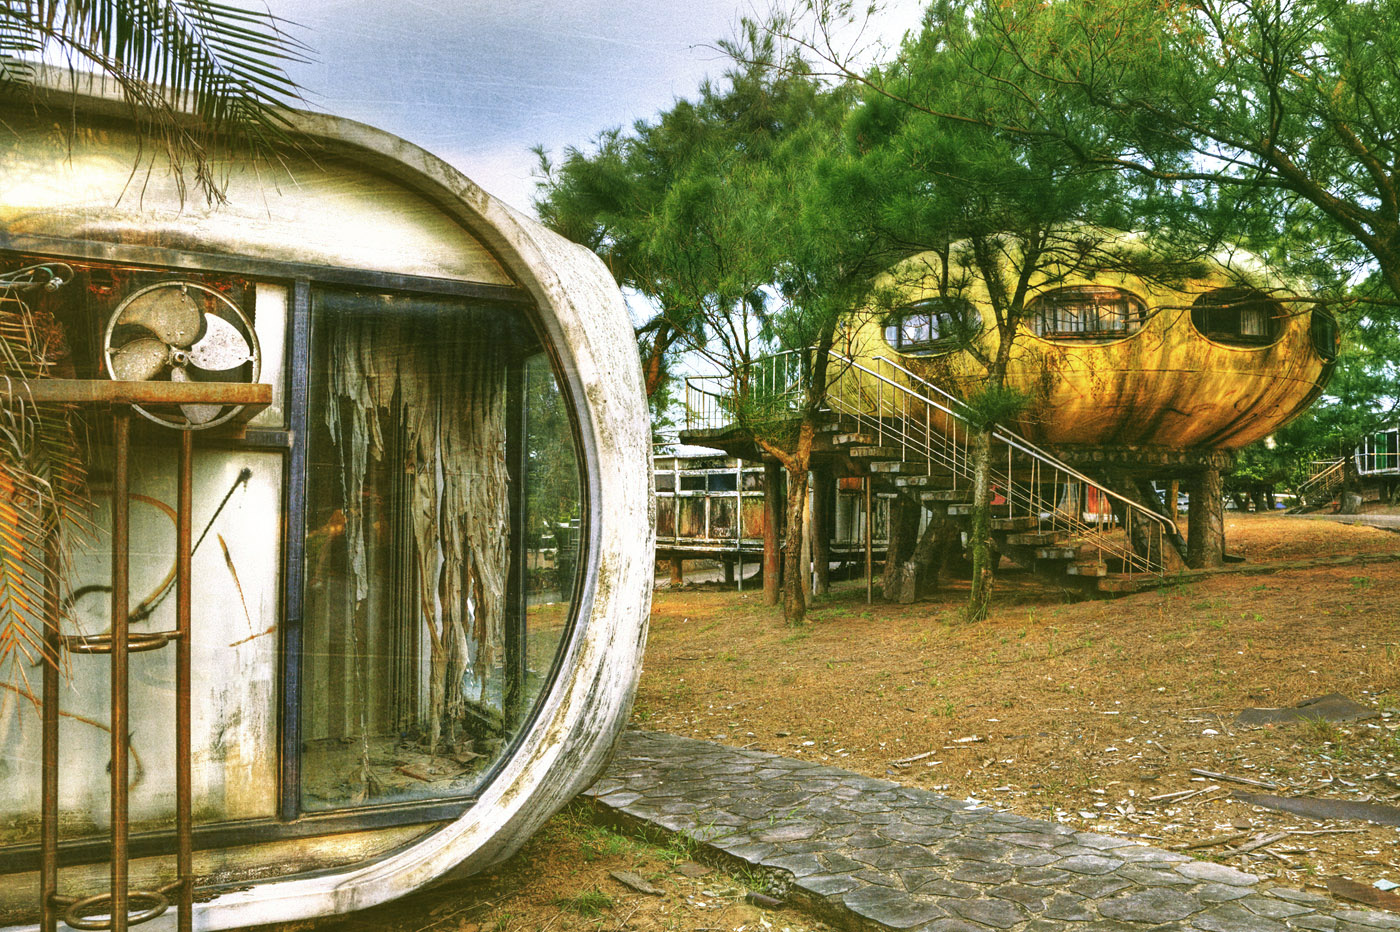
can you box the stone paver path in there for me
[585,730,1400,932]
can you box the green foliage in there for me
[962,385,1029,431]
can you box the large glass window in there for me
[1190,287,1283,345]
[1030,286,1146,339]
[882,298,979,354]
[1310,307,1339,360]
[300,289,581,811]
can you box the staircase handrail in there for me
[686,346,1173,575]
[861,354,1175,536]
[1298,456,1345,498]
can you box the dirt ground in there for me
[635,514,1400,894]
[263,803,834,932]
[276,514,1399,930]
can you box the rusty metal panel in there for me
[740,500,766,539]
[655,497,676,538]
[677,498,705,539]
[709,498,737,539]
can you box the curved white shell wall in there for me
[0,74,652,930]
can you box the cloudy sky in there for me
[267,0,921,214]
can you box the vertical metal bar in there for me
[503,356,528,728]
[864,478,873,604]
[111,409,130,932]
[176,430,193,932]
[40,525,61,932]
[735,458,743,592]
[279,278,312,822]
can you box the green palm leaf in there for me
[0,0,312,203]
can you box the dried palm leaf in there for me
[0,280,89,684]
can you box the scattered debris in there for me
[1151,785,1220,804]
[1326,876,1400,913]
[610,870,664,896]
[676,861,714,879]
[889,750,938,767]
[1171,831,1249,850]
[1226,831,1291,855]
[1237,694,1379,727]
[1234,792,1400,828]
[1189,768,1278,789]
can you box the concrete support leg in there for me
[763,461,782,605]
[1187,468,1225,569]
[669,558,684,587]
[723,561,735,585]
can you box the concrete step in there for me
[850,446,902,460]
[990,516,1038,532]
[947,503,1010,517]
[869,461,926,476]
[924,489,971,502]
[1065,560,1108,577]
[898,475,950,489]
[1005,531,1064,547]
[1034,546,1080,560]
[833,432,876,447]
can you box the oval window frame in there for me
[1190,287,1285,347]
[882,297,981,355]
[1028,285,1147,342]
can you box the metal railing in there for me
[686,348,1176,577]
[1298,457,1346,503]
[1355,428,1400,477]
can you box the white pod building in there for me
[0,74,653,930]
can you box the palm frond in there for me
[0,282,88,681]
[0,0,312,203]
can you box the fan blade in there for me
[170,367,222,425]
[188,314,253,371]
[116,288,204,347]
[109,339,170,381]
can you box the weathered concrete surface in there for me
[587,730,1398,932]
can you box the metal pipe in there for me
[176,430,193,932]
[111,410,130,932]
[41,524,61,932]
[735,458,743,592]
[864,478,873,604]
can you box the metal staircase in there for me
[685,349,1179,592]
[1292,458,1345,511]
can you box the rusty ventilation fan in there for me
[103,281,261,430]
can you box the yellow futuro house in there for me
[850,237,1337,454]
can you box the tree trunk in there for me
[881,493,919,600]
[811,464,832,596]
[780,423,817,623]
[763,461,783,605]
[966,427,995,623]
[1129,478,1187,571]
[782,463,810,622]
[912,506,961,597]
[1339,457,1363,514]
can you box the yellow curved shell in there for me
[845,246,1333,450]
